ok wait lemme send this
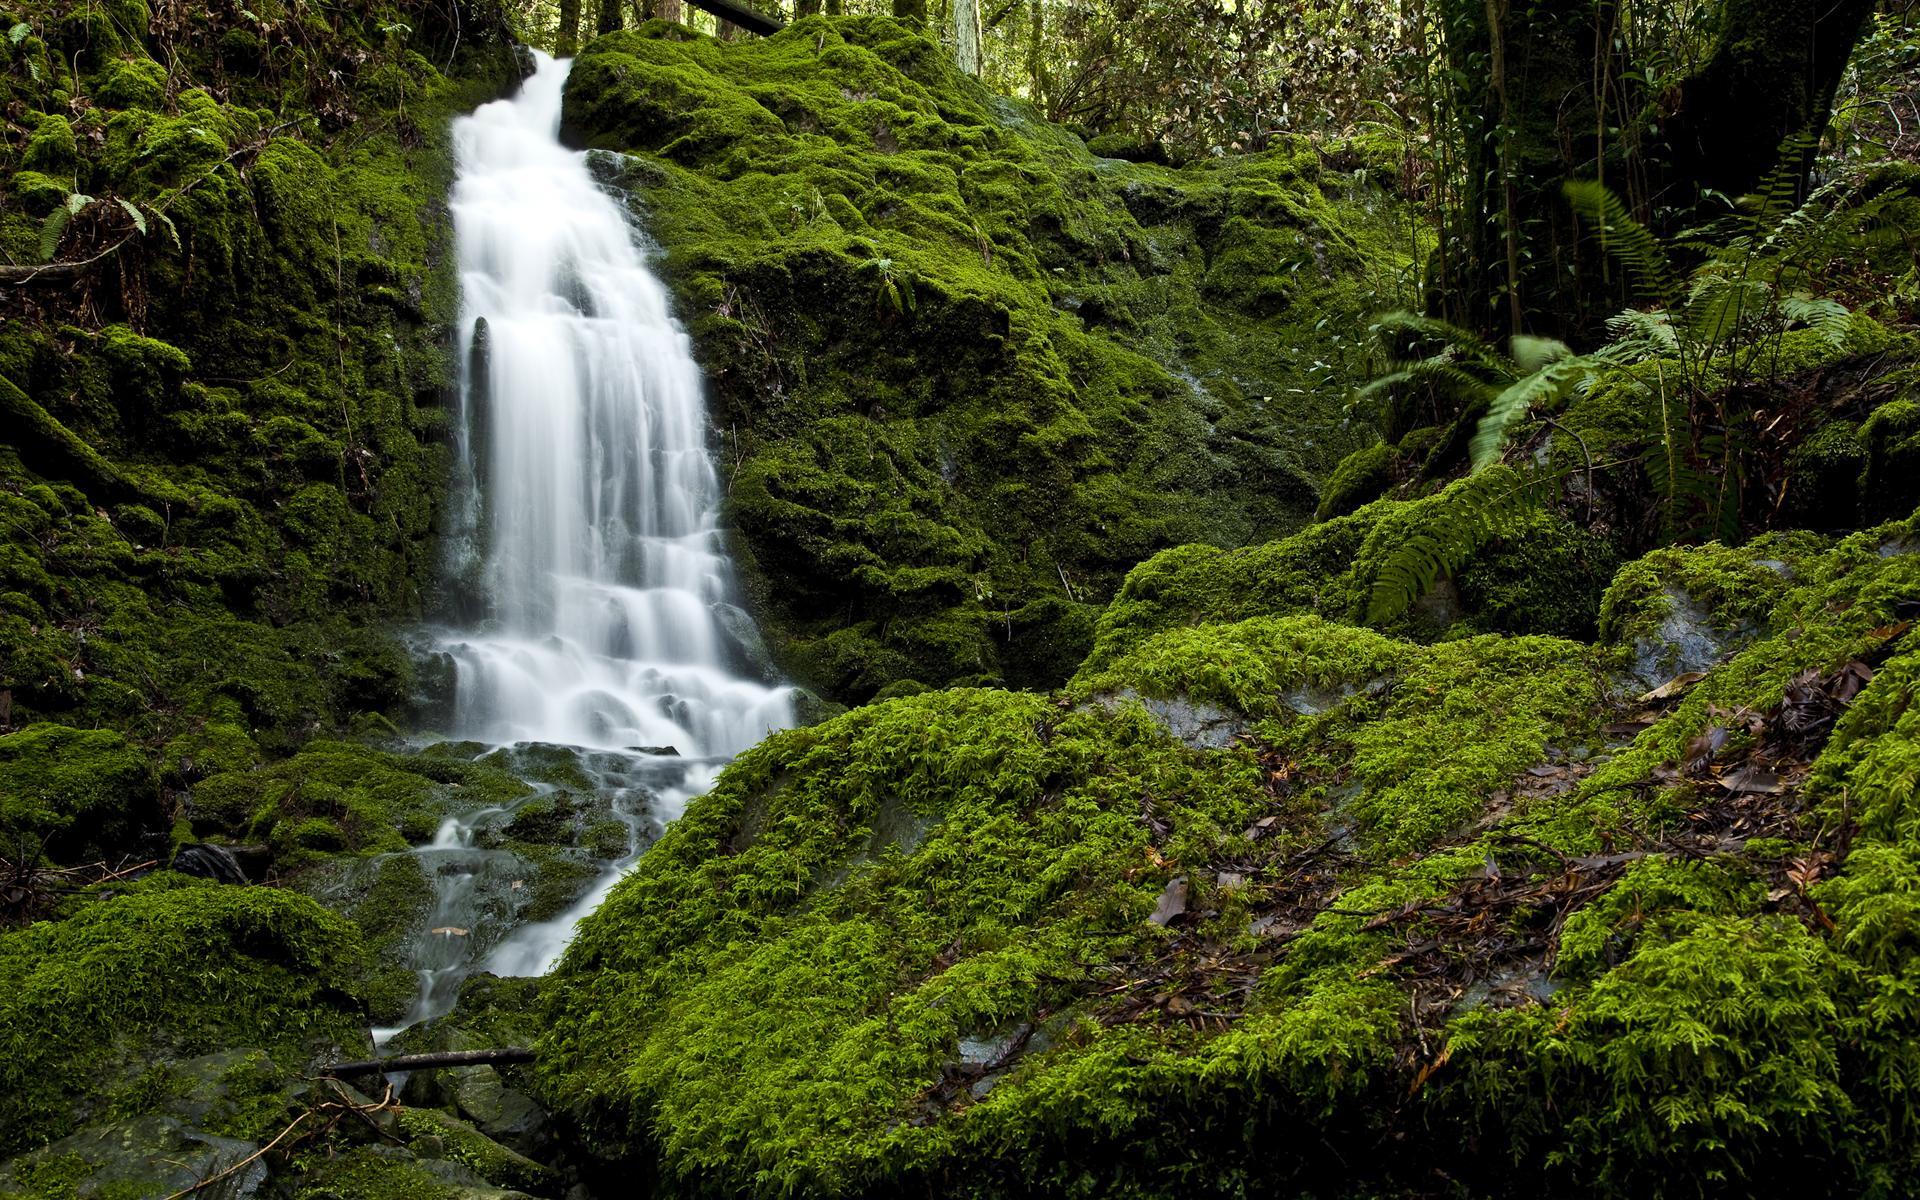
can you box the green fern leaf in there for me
[115,198,147,236]
[1469,357,1591,473]
[1363,467,1549,626]
[38,208,71,262]
[1781,295,1854,348]
[1564,180,1679,305]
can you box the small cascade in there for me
[388,51,795,1036]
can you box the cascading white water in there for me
[441,52,793,762]
[397,52,794,1006]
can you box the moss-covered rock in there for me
[0,723,154,861]
[0,880,368,1155]
[560,17,1415,700]
[532,506,1920,1196]
[0,1,522,851]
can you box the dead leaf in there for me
[1639,671,1708,703]
[430,926,469,937]
[1215,871,1247,891]
[1719,764,1787,794]
[1147,877,1189,927]
[1681,725,1727,775]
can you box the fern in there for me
[1564,180,1679,305]
[37,193,92,262]
[1363,467,1550,626]
[1780,295,1856,348]
[1470,354,1590,472]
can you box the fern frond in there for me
[1508,335,1572,374]
[1679,276,1766,351]
[1564,180,1679,305]
[1781,295,1855,348]
[36,192,90,263]
[1469,358,1592,473]
[115,197,147,236]
[1370,311,1508,375]
[1363,467,1550,626]
[1599,309,1679,364]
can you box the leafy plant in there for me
[1363,465,1552,626]
[865,257,915,322]
[1355,312,1598,474]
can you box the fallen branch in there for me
[322,1047,535,1077]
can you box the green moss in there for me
[394,1107,552,1192]
[561,17,1413,699]
[0,723,154,861]
[1862,396,1920,522]
[1784,418,1868,529]
[20,114,75,175]
[190,740,529,868]
[0,883,366,1155]
[1315,441,1394,519]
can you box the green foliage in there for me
[561,18,1413,699]
[0,883,366,1155]
[0,724,153,862]
[1360,466,1550,626]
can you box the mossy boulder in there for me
[0,3,521,786]
[0,723,154,861]
[0,880,368,1155]
[533,509,1920,1196]
[560,17,1414,700]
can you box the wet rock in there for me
[451,1065,549,1153]
[170,842,250,884]
[713,601,783,683]
[1625,586,1746,691]
[1098,688,1247,750]
[0,1116,265,1200]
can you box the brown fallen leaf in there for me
[1639,671,1708,703]
[1681,725,1727,775]
[431,926,469,937]
[1719,764,1787,794]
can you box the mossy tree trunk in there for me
[557,0,581,54]
[598,0,623,34]
[893,0,928,24]
[1662,0,1879,200]
[796,0,822,15]
[1440,0,1876,344]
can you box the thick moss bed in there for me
[0,0,518,765]
[0,879,367,1156]
[560,16,1415,701]
[536,508,1920,1197]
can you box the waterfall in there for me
[393,52,794,1023]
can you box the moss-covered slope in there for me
[0,0,518,791]
[538,502,1920,1197]
[560,16,1413,701]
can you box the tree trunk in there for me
[826,0,843,12]
[660,0,682,20]
[325,1048,535,1077]
[1660,0,1878,203]
[1440,0,1613,338]
[953,0,981,75]
[893,0,927,24]
[597,0,622,35]
[1438,0,1878,343]
[796,0,821,15]
[1026,0,1045,103]
[556,0,581,55]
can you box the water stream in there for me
[377,53,794,1039]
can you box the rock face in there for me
[560,15,1414,702]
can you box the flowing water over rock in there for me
[386,53,795,1035]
